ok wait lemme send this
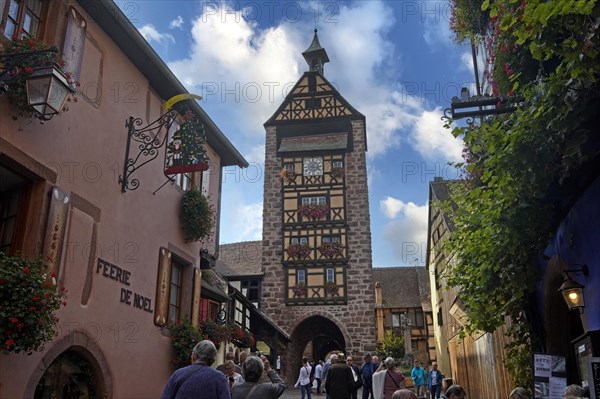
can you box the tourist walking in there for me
[231,355,286,399]
[380,357,405,399]
[315,360,324,394]
[160,340,230,399]
[346,356,363,399]
[411,360,426,398]
[361,353,376,399]
[325,353,354,399]
[427,363,443,399]
[295,356,313,399]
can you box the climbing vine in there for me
[444,0,600,389]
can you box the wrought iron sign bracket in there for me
[441,90,522,124]
[119,109,178,193]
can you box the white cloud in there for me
[139,24,175,44]
[227,202,263,242]
[411,107,463,162]
[423,12,453,49]
[166,0,461,162]
[380,199,429,265]
[170,16,184,30]
[380,196,406,219]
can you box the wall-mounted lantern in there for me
[1,47,74,120]
[558,264,588,313]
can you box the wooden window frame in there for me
[1,0,48,40]
[326,268,335,283]
[297,269,306,285]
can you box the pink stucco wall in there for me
[0,2,225,397]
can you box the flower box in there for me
[286,243,312,260]
[291,283,308,297]
[324,281,339,297]
[298,204,329,221]
[318,242,344,258]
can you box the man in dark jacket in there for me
[325,353,354,399]
[231,355,287,399]
[360,353,376,399]
[346,356,363,399]
[160,340,230,399]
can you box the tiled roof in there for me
[430,178,456,231]
[372,267,431,310]
[216,241,263,277]
[278,133,348,152]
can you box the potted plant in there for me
[200,319,231,349]
[324,281,339,297]
[168,319,203,369]
[286,243,312,260]
[0,253,67,354]
[318,242,344,258]
[291,283,308,298]
[279,168,296,183]
[180,189,216,242]
[298,204,329,221]
[0,35,77,120]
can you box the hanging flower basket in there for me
[279,168,296,183]
[318,242,344,258]
[1,36,77,120]
[291,283,308,297]
[324,281,339,297]
[0,253,67,354]
[286,243,312,260]
[168,319,204,369]
[180,189,215,243]
[200,319,230,349]
[298,204,329,221]
[331,167,345,180]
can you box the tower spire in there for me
[302,29,330,74]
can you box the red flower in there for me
[22,267,30,274]
[5,339,15,346]
[10,317,18,323]
[17,323,24,330]
[32,296,40,302]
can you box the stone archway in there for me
[24,331,112,399]
[284,314,348,384]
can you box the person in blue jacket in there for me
[410,360,426,398]
[427,362,443,399]
[360,353,376,399]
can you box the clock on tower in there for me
[303,157,323,176]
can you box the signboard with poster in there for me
[533,353,567,398]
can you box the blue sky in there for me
[125,0,475,267]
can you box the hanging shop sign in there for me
[164,111,210,175]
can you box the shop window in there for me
[34,350,100,399]
[2,0,47,39]
[199,298,220,322]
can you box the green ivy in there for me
[444,0,600,389]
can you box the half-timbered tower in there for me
[261,30,376,382]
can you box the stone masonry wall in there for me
[261,120,376,375]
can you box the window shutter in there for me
[191,268,201,326]
[154,247,172,326]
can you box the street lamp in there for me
[558,264,588,313]
[0,47,74,120]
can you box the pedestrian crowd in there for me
[160,341,590,399]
